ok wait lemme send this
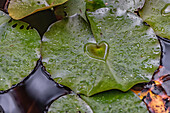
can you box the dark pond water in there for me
[1,35,170,113]
[0,59,71,113]
[132,36,170,113]
[153,36,170,96]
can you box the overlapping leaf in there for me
[0,11,40,90]
[0,0,166,112]
[54,0,87,21]
[49,90,148,113]
[42,11,160,96]
[48,94,93,113]
[86,0,145,12]
[139,0,170,38]
[8,0,68,20]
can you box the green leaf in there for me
[139,0,170,39]
[0,12,10,25]
[48,94,93,113]
[0,11,40,90]
[82,90,148,113]
[8,0,68,20]
[85,0,145,12]
[42,12,160,96]
[54,0,87,21]
[85,0,106,12]
[48,90,148,113]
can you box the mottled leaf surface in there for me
[105,0,145,11]
[48,94,93,113]
[55,0,87,21]
[42,12,160,96]
[139,0,170,38]
[8,0,68,20]
[85,0,145,12]
[0,11,40,90]
[49,90,148,113]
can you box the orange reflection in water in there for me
[132,66,170,113]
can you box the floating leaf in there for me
[85,0,106,12]
[48,94,93,113]
[49,90,148,113]
[0,11,40,90]
[54,0,87,21]
[42,12,160,96]
[85,0,145,12]
[105,0,145,11]
[8,0,68,20]
[139,0,170,39]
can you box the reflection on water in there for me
[132,36,170,113]
[0,59,71,113]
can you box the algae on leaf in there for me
[8,0,68,20]
[0,11,40,90]
[139,0,170,39]
[42,13,160,96]
[49,90,148,113]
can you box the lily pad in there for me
[85,0,106,12]
[0,11,40,90]
[48,90,148,113]
[85,0,145,12]
[42,11,160,96]
[54,0,87,21]
[139,0,170,39]
[106,0,145,11]
[8,0,68,20]
[48,94,93,113]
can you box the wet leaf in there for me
[48,94,93,113]
[82,90,148,113]
[85,0,145,12]
[42,12,160,96]
[54,0,87,21]
[49,90,148,113]
[8,0,68,20]
[85,0,106,12]
[0,11,40,90]
[139,0,170,39]
[106,0,145,11]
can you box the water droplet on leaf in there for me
[161,3,170,16]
